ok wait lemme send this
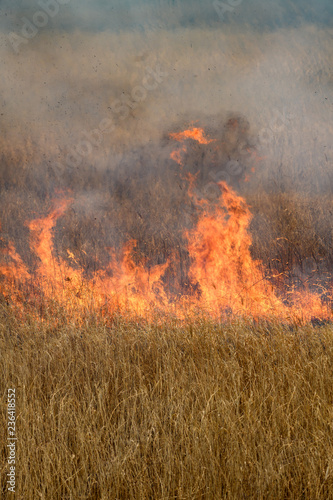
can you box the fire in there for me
[93,240,169,316]
[0,127,332,324]
[170,127,214,145]
[186,182,286,318]
[28,197,72,280]
[170,145,186,165]
[170,126,215,167]
[0,241,30,282]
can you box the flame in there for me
[0,129,332,325]
[185,182,286,318]
[93,240,169,316]
[170,126,215,166]
[170,145,187,166]
[0,241,30,281]
[28,197,72,278]
[170,127,214,145]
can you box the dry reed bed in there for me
[1,305,333,499]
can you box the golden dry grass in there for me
[1,305,333,499]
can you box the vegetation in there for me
[1,307,333,499]
[1,122,333,498]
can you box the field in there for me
[1,125,333,498]
[1,306,333,499]
[1,1,333,496]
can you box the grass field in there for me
[1,305,333,499]
[1,4,333,497]
[1,124,333,498]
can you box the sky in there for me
[0,0,332,193]
[1,0,332,32]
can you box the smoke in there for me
[1,24,332,174]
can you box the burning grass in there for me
[1,307,333,499]
[1,121,333,497]
[1,121,333,324]
[1,180,332,324]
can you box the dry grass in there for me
[1,305,333,499]
[249,191,333,281]
[1,132,333,498]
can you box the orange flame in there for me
[170,127,214,145]
[186,182,286,318]
[170,145,187,166]
[170,127,215,166]
[0,131,332,324]
[0,241,30,281]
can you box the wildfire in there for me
[185,182,286,318]
[0,128,332,325]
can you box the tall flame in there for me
[0,129,332,324]
[186,182,286,318]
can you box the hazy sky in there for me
[1,0,332,32]
[0,0,332,191]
